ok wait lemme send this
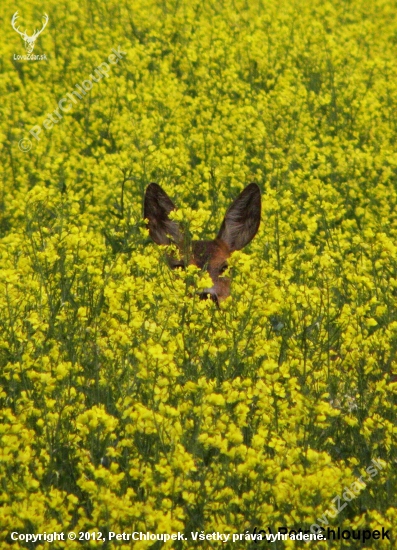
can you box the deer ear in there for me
[144,183,181,245]
[217,183,261,251]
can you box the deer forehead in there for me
[190,240,230,269]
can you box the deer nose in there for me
[198,288,219,305]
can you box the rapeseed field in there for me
[0,0,396,547]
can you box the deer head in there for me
[11,12,49,54]
[144,183,261,304]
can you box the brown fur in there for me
[144,183,261,303]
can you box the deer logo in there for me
[144,183,261,304]
[11,11,49,54]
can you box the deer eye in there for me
[219,263,228,275]
[171,262,185,270]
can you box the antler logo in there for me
[11,11,49,54]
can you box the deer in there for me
[144,182,261,305]
[11,12,49,54]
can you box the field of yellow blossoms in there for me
[1,0,397,547]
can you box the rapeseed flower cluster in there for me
[0,0,396,547]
